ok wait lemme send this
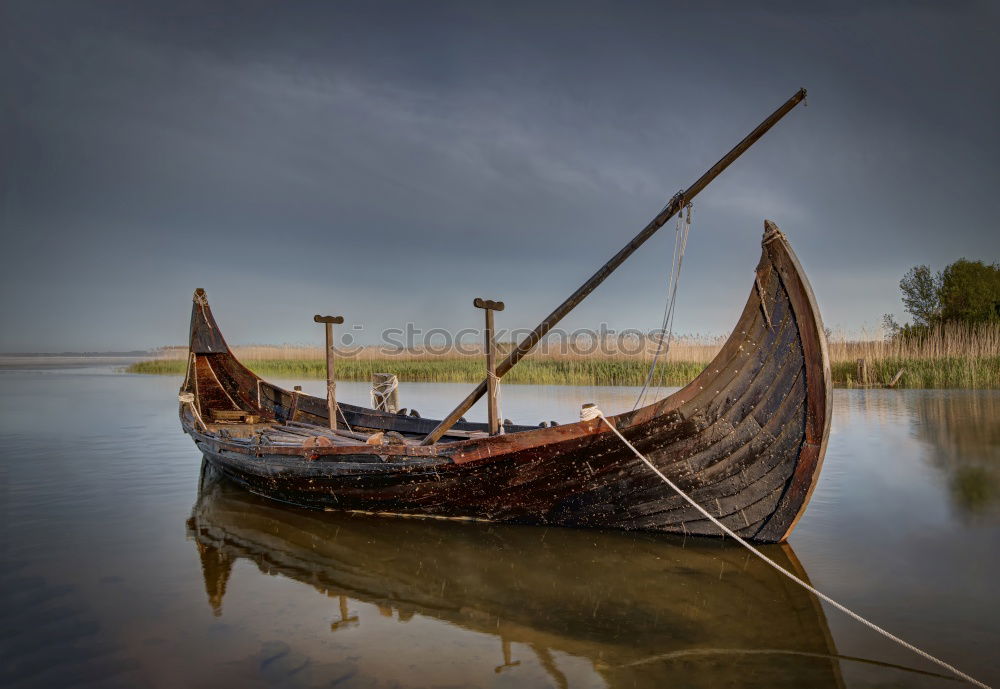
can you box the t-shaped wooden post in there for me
[314,315,344,430]
[474,298,505,435]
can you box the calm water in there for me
[1,363,998,688]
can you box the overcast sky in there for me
[2,0,998,352]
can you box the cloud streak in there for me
[1,0,997,350]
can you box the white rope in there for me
[178,392,208,432]
[579,405,991,689]
[370,375,399,411]
[488,370,505,434]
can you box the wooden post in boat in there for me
[314,315,344,430]
[474,298,505,435]
[422,88,808,445]
[289,385,303,422]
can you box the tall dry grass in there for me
[136,323,1000,388]
[155,335,726,363]
[828,322,1000,388]
[828,322,1000,362]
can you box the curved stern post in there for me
[754,222,832,541]
[179,288,269,429]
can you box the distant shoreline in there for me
[0,351,155,358]
[127,355,1000,389]
[0,355,148,370]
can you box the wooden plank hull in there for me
[179,222,831,542]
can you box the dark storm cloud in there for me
[1,0,997,350]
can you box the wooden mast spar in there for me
[474,298,505,436]
[421,88,808,445]
[314,314,344,430]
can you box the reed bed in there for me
[150,336,725,364]
[828,322,1000,388]
[130,323,1000,388]
[129,355,711,387]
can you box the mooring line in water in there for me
[580,406,991,689]
[616,647,956,681]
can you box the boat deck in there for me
[206,419,490,447]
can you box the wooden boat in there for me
[187,462,845,688]
[177,89,828,542]
[178,220,830,543]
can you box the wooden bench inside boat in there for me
[208,409,261,424]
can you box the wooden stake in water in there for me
[314,314,344,430]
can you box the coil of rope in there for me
[579,404,991,689]
[370,375,399,411]
[178,392,208,431]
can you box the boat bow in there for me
[605,220,831,541]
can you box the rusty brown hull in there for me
[179,221,831,543]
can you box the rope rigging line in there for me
[488,369,505,434]
[578,405,992,689]
[635,199,692,410]
[337,402,353,433]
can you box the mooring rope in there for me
[617,647,954,680]
[579,404,991,689]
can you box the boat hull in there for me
[179,221,831,542]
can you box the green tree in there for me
[899,265,941,326]
[938,259,1000,323]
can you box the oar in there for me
[422,88,808,445]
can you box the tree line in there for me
[886,259,1000,336]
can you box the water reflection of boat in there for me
[187,463,844,687]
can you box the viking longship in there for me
[188,463,845,688]
[177,88,830,543]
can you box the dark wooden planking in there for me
[590,372,806,526]
[178,222,831,543]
